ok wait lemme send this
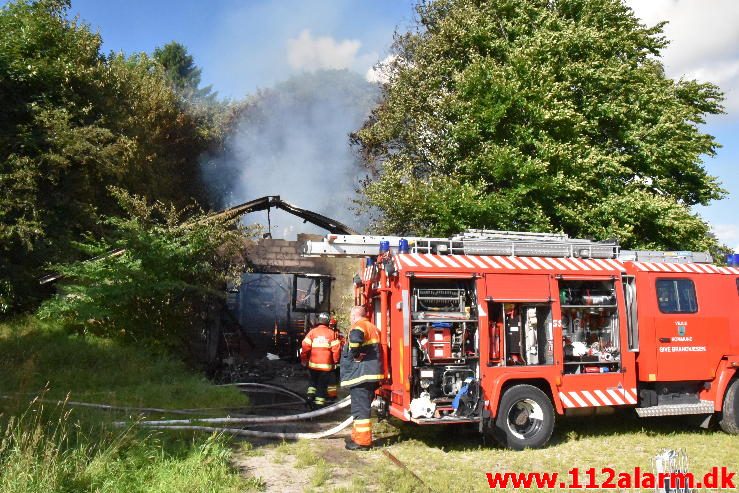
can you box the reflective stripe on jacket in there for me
[301,324,341,371]
[340,318,383,387]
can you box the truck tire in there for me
[719,378,739,435]
[493,384,555,450]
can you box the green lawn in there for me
[255,401,739,492]
[0,316,259,493]
[374,413,739,492]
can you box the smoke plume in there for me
[204,69,378,237]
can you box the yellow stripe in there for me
[354,418,371,425]
[308,362,335,370]
[311,342,331,348]
[303,337,312,345]
[354,425,371,432]
[349,342,360,348]
[340,373,384,387]
[361,338,379,346]
[330,340,341,347]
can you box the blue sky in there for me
[28,0,739,249]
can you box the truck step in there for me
[410,416,481,425]
[635,400,714,417]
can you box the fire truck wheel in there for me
[719,378,739,435]
[493,385,554,450]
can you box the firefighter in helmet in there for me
[341,305,384,450]
[301,312,341,407]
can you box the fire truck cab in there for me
[305,231,739,449]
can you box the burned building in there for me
[211,197,360,364]
[226,234,357,359]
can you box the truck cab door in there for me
[649,274,727,381]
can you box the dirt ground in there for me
[230,373,400,492]
[233,436,387,493]
[230,414,436,493]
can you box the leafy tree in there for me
[0,1,221,311]
[354,0,725,251]
[154,41,216,101]
[38,189,250,351]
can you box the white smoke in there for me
[205,69,379,238]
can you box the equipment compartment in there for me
[409,279,481,420]
[559,279,621,374]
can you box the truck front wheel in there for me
[719,378,739,435]
[493,384,555,450]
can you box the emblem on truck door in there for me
[677,325,686,336]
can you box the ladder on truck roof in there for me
[302,229,713,264]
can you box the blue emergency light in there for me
[727,254,739,267]
[379,240,390,253]
[398,238,410,254]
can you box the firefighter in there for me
[301,312,341,407]
[326,316,343,402]
[341,305,384,450]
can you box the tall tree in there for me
[0,0,219,311]
[154,41,215,101]
[354,0,725,251]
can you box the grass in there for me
[0,316,255,493]
[266,440,334,491]
[363,412,739,492]
[253,411,739,492]
[0,316,246,409]
[291,442,333,488]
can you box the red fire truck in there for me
[305,230,739,449]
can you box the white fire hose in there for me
[117,396,351,427]
[142,416,354,440]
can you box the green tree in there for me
[154,41,215,101]
[354,0,725,251]
[0,1,222,311]
[38,189,250,351]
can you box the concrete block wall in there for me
[245,234,327,273]
[244,233,360,319]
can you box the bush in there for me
[38,189,251,353]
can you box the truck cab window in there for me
[559,280,620,374]
[655,279,697,314]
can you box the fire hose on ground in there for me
[2,382,307,416]
[141,416,354,440]
[115,395,353,440]
[220,382,309,404]
[6,384,351,440]
[117,396,351,427]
